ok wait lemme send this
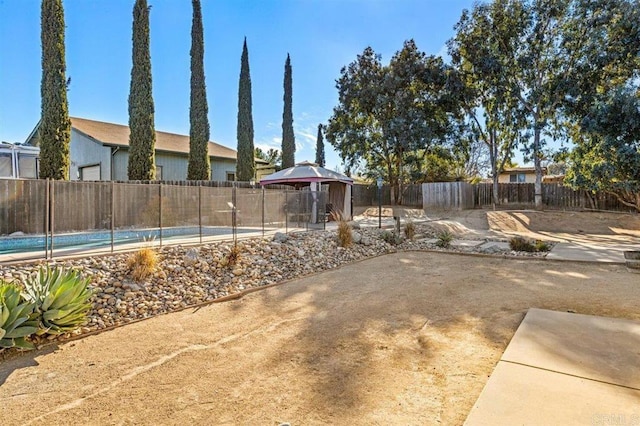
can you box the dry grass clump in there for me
[337,221,352,247]
[127,248,159,281]
[331,209,352,248]
[220,244,242,267]
[404,221,416,240]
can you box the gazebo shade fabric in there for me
[259,161,353,186]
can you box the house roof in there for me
[502,167,547,173]
[68,117,238,160]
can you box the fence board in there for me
[422,182,474,210]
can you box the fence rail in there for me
[0,179,327,262]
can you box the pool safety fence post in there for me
[285,190,288,234]
[110,181,115,253]
[198,184,203,244]
[44,178,50,259]
[50,180,55,259]
[231,182,237,245]
[261,186,265,237]
[158,183,163,247]
[377,177,383,229]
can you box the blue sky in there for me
[0,0,475,171]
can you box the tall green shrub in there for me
[187,0,211,180]
[281,54,295,169]
[315,123,325,167]
[39,0,71,180]
[236,38,255,181]
[127,0,156,181]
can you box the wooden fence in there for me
[351,181,633,213]
[422,182,475,210]
[351,183,422,207]
[475,183,630,212]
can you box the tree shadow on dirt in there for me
[252,251,640,421]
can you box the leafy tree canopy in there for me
[326,40,462,203]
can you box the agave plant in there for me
[22,267,93,336]
[0,282,37,349]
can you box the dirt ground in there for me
[2,248,640,425]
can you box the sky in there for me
[0,0,476,171]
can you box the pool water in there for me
[0,226,262,255]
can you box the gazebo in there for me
[259,161,354,221]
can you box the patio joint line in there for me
[499,359,640,392]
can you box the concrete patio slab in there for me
[546,242,632,263]
[464,362,640,426]
[502,308,640,389]
[466,308,640,425]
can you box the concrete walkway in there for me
[547,241,640,263]
[465,308,640,425]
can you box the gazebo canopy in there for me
[259,161,354,186]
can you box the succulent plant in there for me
[22,267,93,336]
[0,282,37,349]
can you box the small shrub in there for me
[337,220,352,247]
[0,282,37,349]
[404,221,416,240]
[127,247,159,281]
[534,239,552,252]
[381,230,401,245]
[435,230,454,248]
[22,267,93,336]
[509,236,537,252]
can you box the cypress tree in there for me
[281,54,295,169]
[236,38,255,181]
[127,0,156,181]
[187,0,211,180]
[315,123,325,167]
[40,0,71,180]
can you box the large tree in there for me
[448,0,528,205]
[187,0,210,180]
[281,54,295,168]
[563,0,640,210]
[255,147,281,170]
[127,0,156,181]
[39,0,71,180]
[315,124,325,167]
[236,38,255,181]
[565,87,640,211]
[326,40,460,203]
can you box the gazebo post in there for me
[310,182,318,223]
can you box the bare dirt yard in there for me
[2,249,639,425]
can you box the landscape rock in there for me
[184,249,199,267]
[273,232,288,243]
[0,223,550,341]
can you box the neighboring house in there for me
[0,141,40,179]
[498,167,548,184]
[25,117,272,181]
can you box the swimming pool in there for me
[0,226,265,255]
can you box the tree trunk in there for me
[489,129,499,208]
[533,125,543,209]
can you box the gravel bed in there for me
[0,226,552,346]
